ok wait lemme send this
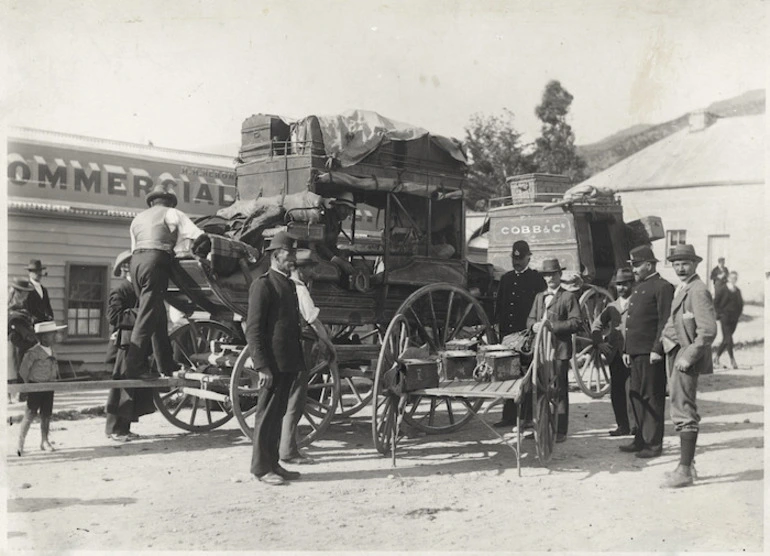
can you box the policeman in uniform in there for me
[126,183,210,378]
[621,245,674,458]
[493,240,546,427]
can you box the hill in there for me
[577,89,765,177]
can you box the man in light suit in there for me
[527,258,581,442]
[660,244,717,488]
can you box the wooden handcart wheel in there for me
[531,324,558,463]
[571,285,614,399]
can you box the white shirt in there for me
[29,278,43,298]
[291,270,320,324]
[130,207,204,254]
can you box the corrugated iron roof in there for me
[581,114,764,191]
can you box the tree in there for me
[463,109,534,208]
[531,80,588,183]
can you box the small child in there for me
[17,321,67,456]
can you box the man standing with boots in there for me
[493,240,546,429]
[126,183,210,379]
[621,246,674,459]
[247,231,305,486]
[660,244,717,488]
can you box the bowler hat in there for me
[539,258,565,274]
[27,259,46,272]
[561,270,583,292]
[511,240,531,258]
[11,277,34,291]
[145,183,178,208]
[614,267,635,284]
[627,245,658,264]
[667,244,703,263]
[113,250,132,277]
[295,249,318,267]
[331,191,355,209]
[34,321,67,334]
[265,231,297,251]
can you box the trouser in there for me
[126,250,176,377]
[279,369,308,460]
[666,347,700,433]
[501,397,533,424]
[105,413,132,436]
[251,373,295,477]
[716,317,738,360]
[555,359,570,435]
[629,354,666,449]
[609,353,633,431]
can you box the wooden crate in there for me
[401,359,440,391]
[507,173,572,204]
[440,350,477,380]
[240,114,291,161]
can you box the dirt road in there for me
[5,345,764,552]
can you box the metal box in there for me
[445,338,479,351]
[477,344,521,381]
[401,359,440,391]
[439,350,477,381]
[626,216,665,247]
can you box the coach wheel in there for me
[371,315,409,455]
[331,325,376,419]
[152,320,236,432]
[395,283,495,434]
[532,325,558,463]
[571,286,614,399]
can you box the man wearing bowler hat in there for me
[25,260,54,324]
[660,245,716,487]
[493,240,546,428]
[591,267,636,436]
[246,231,306,485]
[620,245,674,459]
[527,258,581,442]
[126,182,211,379]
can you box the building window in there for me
[666,230,687,265]
[66,264,108,338]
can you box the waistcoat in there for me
[131,206,177,252]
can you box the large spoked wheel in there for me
[229,336,339,447]
[396,283,496,434]
[532,325,558,463]
[152,320,237,432]
[372,315,410,455]
[571,286,615,398]
[332,325,378,419]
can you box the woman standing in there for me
[714,271,743,369]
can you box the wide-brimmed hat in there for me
[539,258,565,274]
[511,240,531,258]
[627,245,658,264]
[265,231,298,251]
[113,250,132,277]
[667,244,703,263]
[331,191,355,209]
[561,270,583,292]
[614,267,635,284]
[27,259,46,272]
[295,249,318,267]
[145,183,178,208]
[34,321,67,334]
[11,277,34,291]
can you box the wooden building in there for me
[6,127,237,373]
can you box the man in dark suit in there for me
[246,231,306,486]
[660,245,717,488]
[709,257,729,290]
[621,246,674,458]
[591,267,635,436]
[493,240,546,427]
[526,258,581,442]
[25,260,54,324]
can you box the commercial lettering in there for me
[105,165,128,196]
[194,176,214,204]
[73,161,101,193]
[8,154,31,186]
[36,156,67,189]
[130,167,153,197]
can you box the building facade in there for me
[6,128,238,373]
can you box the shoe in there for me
[273,465,301,480]
[281,454,316,465]
[126,432,142,439]
[609,427,631,437]
[493,420,516,428]
[635,447,662,459]
[662,465,694,488]
[619,442,644,453]
[40,441,56,452]
[108,434,131,442]
[255,472,286,486]
[555,433,567,443]
[730,358,739,370]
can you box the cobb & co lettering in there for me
[7,139,237,214]
[490,214,572,244]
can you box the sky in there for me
[1,0,766,155]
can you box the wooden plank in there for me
[9,378,188,394]
[413,378,526,400]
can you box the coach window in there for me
[665,230,687,265]
[65,263,108,338]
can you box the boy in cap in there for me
[660,245,717,488]
[17,321,67,455]
[493,240,546,428]
[591,267,636,436]
[527,258,581,442]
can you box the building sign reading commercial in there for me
[7,138,237,215]
[489,214,573,244]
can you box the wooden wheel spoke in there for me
[204,399,213,424]
[446,302,474,343]
[160,388,182,402]
[408,307,438,353]
[427,291,442,348]
[445,398,455,424]
[303,411,319,431]
[306,398,332,413]
[346,377,365,404]
[442,290,456,345]
[407,395,423,418]
[171,394,190,417]
[189,397,199,424]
